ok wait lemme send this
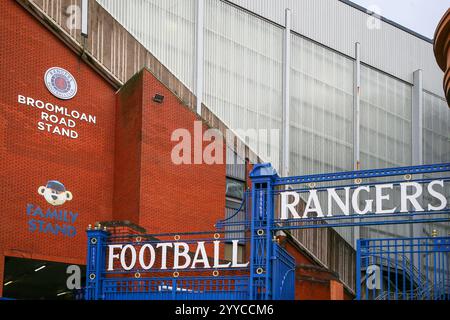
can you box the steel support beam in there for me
[281,9,291,178]
[353,42,361,247]
[353,42,361,171]
[81,0,88,37]
[274,163,450,185]
[195,0,204,115]
[412,69,424,238]
[412,69,423,166]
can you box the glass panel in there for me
[226,145,246,180]
[225,199,245,240]
[226,178,245,200]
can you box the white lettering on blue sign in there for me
[280,180,447,219]
[107,240,249,271]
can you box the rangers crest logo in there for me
[44,67,77,100]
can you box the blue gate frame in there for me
[85,230,256,300]
[357,237,450,300]
[85,162,450,300]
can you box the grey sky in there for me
[350,0,449,39]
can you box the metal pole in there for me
[412,69,423,239]
[353,42,361,169]
[282,9,291,177]
[195,0,204,116]
[353,42,361,248]
[81,0,88,37]
[356,239,361,300]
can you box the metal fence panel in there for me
[357,236,450,300]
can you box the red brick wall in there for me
[113,69,226,234]
[0,0,352,301]
[283,238,350,300]
[0,0,116,294]
[112,73,143,223]
[0,1,228,294]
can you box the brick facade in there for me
[0,0,226,295]
[113,70,226,234]
[0,1,116,298]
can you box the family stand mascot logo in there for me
[38,180,73,206]
[27,181,78,237]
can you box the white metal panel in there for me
[423,92,450,165]
[359,65,413,240]
[422,92,450,238]
[203,0,284,171]
[422,92,450,236]
[97,0,196,90]
[290,35,354,175]
[360,65,413,169]
[422,92,450,239]
[226,0,444,97]
[289,34,354,244]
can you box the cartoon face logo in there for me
[38,180,73,206]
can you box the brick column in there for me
[330,279,344,300]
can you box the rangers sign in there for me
[44,67,78,100]
[281,180,447,219]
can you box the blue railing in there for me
[85,162,450,301]
[101,276,250,300]
[357,236,450,300]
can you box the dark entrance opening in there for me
[2,256,86,300]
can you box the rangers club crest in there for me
[44,67,77,100]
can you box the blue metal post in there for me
[86,226,109,300]
[249,163,278,300]
[272,243,279,300]
[356,239,361,300]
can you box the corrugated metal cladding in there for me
[360,65,412,170]
[226,145,246,180]
[290,35,354,176]
[226,0,444,96]
[204,0,283,171]
[95,0,450,247]
[97,0,283,171]
[423,92,450,239]
[96,0,196,89]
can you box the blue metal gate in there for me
[85,230,253,300]
[85,162,450,300]
[272,243,296,300]
[357,236,450,300]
